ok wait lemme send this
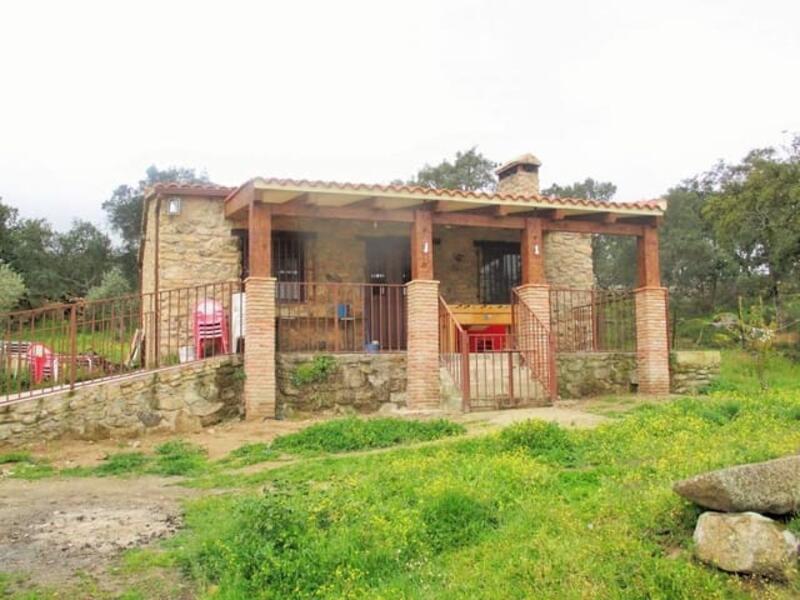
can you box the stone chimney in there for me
[495,153,542,195]
[496,152,595,288]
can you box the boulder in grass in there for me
[673,456,800,514]
[693,512,798,581]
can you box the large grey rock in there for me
[693,512,798,580]
[673,456,800,514]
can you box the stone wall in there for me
[157,196,241,290]
[276,353,407,418]
[544,232,594,288]
[557,352,638,398]
[0,357,243,446]
[670,350,721,394]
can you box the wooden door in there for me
[364,238,410,351]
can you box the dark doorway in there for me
[364,237,410,350]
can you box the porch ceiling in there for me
[223,177,665,235]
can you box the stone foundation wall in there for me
[670,350,721,394]
[0,357,243,446]
[276,353,407,418]
[557,352,637,398]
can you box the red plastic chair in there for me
[27,342,58,385]
[193,299,229,359]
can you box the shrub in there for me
[150,440,208,476]
[498,420,579,466]
[222,442,279,467]
[290,355,336,387]
[271,417,466,454]
[422,490,497,552]
[85,266,131,301]
[0,262,26,313]
[0,451,33,464]
[94,452,149,476]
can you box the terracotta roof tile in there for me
[151,182,234,196]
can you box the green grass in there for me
[269,417,466,454]
[152,355,800,599]
[709,349,800,394]
[9,355,800,598]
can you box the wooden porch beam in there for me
[542,218,646,237]
[410,209,434,280]
[637,225,661,287]
[343,196,379,209]
[283,192,311,207]
[224,181,256,219]
[248,202,271,278]
[267,200,649,235]
[432,211,525,229]
[520,217,546,284]
[271,202,414,223]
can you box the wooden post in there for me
[637,226,660,288]
[249,201,272,278]
[410,209,434,280]
[520,217,545,285]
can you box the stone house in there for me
[139,154,668,418]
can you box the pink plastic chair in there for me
[193,299,229,359]
[27,342,58,385]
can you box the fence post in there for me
[460,329,470,412]
[69,304,78,391]
[333,286,340,352]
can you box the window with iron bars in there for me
[476,241,521,304]
[235,230,312,302]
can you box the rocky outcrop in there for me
[674,456,800,514]
[693,512,798,580]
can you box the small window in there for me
[476,241,520,304]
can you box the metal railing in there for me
[438,293,554,410]
[511,288,557,401]
[0,280,243,404]
[276,282,407,353]
[549,287,636,353]
[438,296,470,410]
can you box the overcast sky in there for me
[1,0,799,231]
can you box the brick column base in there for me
[515,284,551,330]
[244,276,276,420]
[635,287,670,395]
[514,283,556,401]
[406,280,440,410]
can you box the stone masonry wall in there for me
[544,232,594,288]
[0,357,243,447]
[276,353,407,418]
[670,350,721,394]
[557,352,638,398]
[157,196,241,291]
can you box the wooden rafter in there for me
[263,201,648,236]
[224,181,255,219]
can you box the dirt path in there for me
[0,475,198,590]
[14,416,319,470]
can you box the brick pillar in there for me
[515,283,556,401]
[515,283,551,329]
[635,286,670,395]
[406,279,440,410]
[244,276,276,419]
